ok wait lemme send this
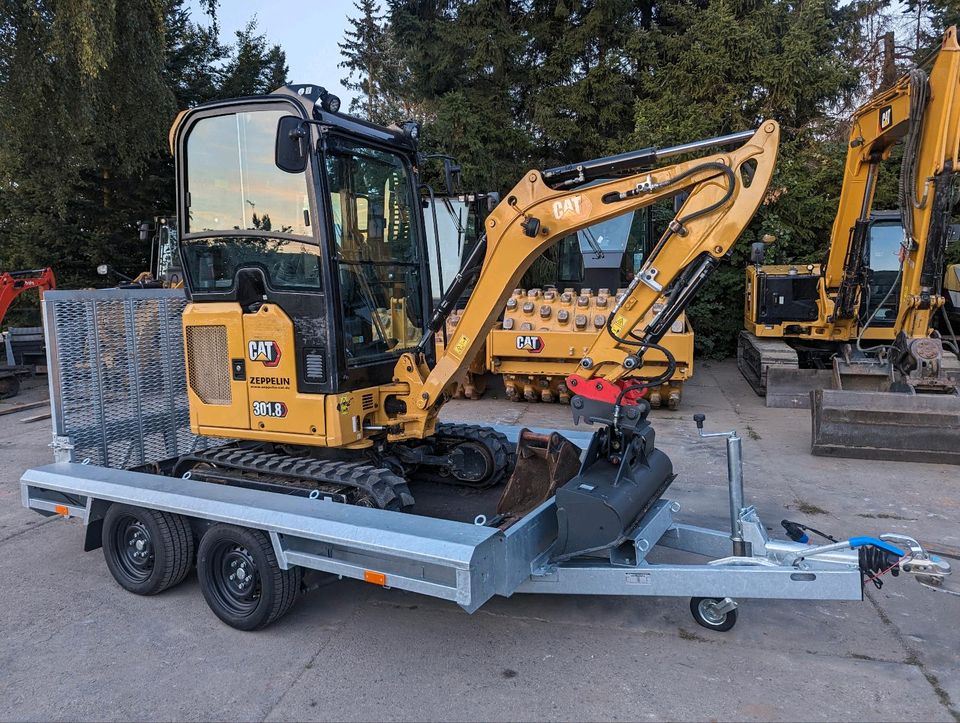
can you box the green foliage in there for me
[0,1,287,296]
[346,0,877,358]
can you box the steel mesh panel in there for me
[44,289,223,467]
[52,299,106,465]
[185,325,231,405]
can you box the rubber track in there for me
[188,448,414,511]
[435,423,515,487]
[142,508,194,594]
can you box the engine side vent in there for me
[362,393,375,411]
[185,325,231,405]
[303,347,326,383]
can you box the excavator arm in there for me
[809,28,960,464]
[824,27,960,342]
[393,121,780,432]
[0,268,56,328]
[893,28,960,342]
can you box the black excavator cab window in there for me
[180,108,320,295]
[323,137,425,366]
[863,220,904,326]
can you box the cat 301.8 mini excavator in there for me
[169,82,778,557]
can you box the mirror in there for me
[442,157,462,197]
[275,115,308,174]
[97,264,109,276]
[139,222,151,242]
[750,241,766,266]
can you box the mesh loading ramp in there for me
[811,388,960,464]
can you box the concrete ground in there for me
[0,360,958,722]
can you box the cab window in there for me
[325,138,423,364]
[186,109,310,236]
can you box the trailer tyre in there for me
[102,504,194,595]
[197,525,301,631]
[689,597,738,632]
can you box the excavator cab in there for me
[172,86,520,497]
[174,87,436,446]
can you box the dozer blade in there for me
[496,429,582,526]
[811,388,960,464]
[765,367,835,409]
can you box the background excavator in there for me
[430,198,693,407]
[168,81,777,601]
[738,27,960,463]
[0,266,56,398]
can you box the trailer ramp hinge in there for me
[50,435,75,463]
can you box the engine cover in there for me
[554,425,674,561]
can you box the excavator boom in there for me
[393,122,780,436]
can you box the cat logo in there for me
[336,395,352,414]
[879,105,893,130]
[552,195,586,220]
[515,335,544,353]
[248,340,281,367]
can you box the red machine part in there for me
[0,268,56,328]
[565,374,649,405]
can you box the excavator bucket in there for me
[764,367,835,408]
[497,429,582,525]
[811,389,960,464]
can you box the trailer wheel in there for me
[102,504,194,595]
[689,597,738,632]
[197,524,302,631]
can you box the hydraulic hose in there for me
[899,68,931,242]
[600,159,736,407]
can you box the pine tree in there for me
[339,0,386,119]
[219,20,289,98]
[0,1,290,292]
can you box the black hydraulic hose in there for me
[899,68,931,242]
[940,305,960,359]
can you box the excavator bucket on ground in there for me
[811,388,960,464]
[764,367,835,408]
[496,429,582,526]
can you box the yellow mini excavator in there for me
[739,28,960,463]
[168,80,779,551]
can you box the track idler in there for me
[394,423,515,488]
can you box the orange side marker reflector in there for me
[54,504,69,517]
[363,570,387,586]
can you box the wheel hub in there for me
[215,545,260,608]
[114,517,155,582]
[698,599,726,625]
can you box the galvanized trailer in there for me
[20,290,951,631]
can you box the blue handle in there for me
[849,536,904,557]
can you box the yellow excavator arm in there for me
[392,121,780,435]
[894,28,960,339]
[825,27,960,342]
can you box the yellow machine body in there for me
[486,287,692,407]
[743,263,894,343]
[183,302,401,449]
